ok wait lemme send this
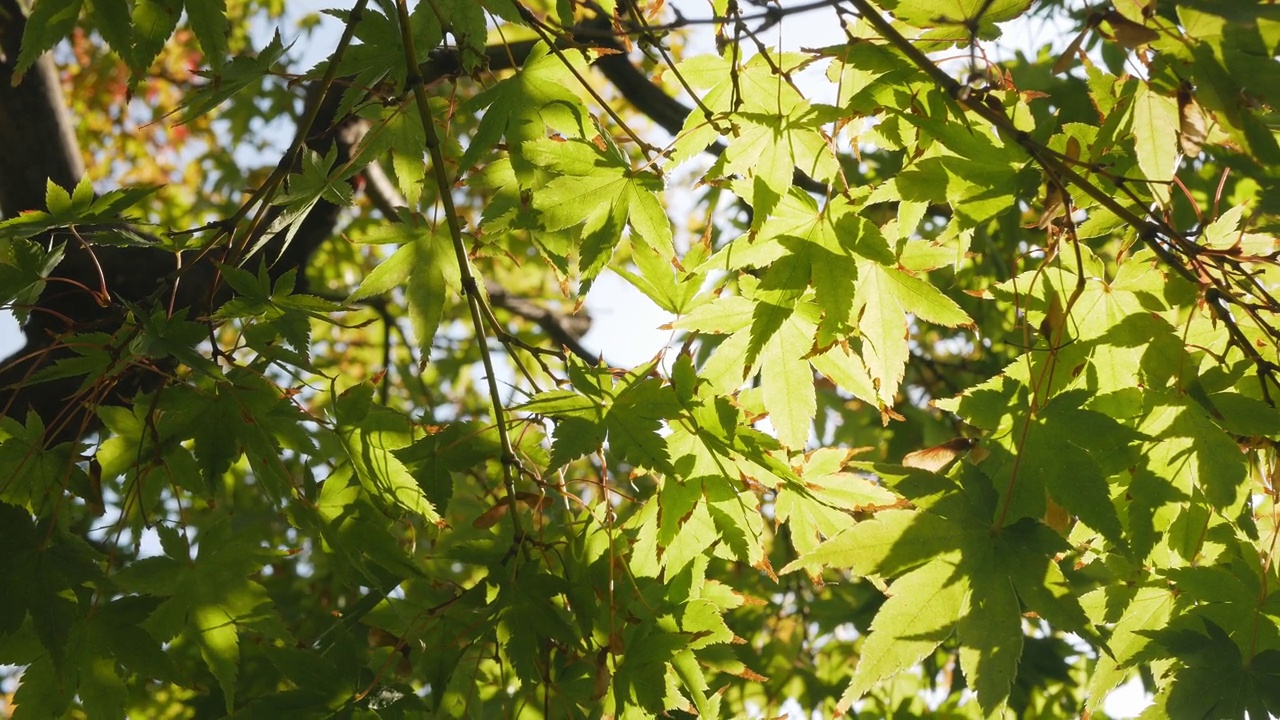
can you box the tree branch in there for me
[0,0,84,218]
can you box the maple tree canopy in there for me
[1,0,1278,717]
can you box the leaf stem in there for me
[393,0,524,542]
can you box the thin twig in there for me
[394,0,525,542]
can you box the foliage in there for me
[1,0,1279,717]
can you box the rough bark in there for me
[0,0,84,215]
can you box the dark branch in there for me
[0,0,84,217]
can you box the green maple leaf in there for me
[612,236,706,315]
[0,502,41,636]
[775,449,899,557]
[0,412,87,510]
[1082,583,1176,712]
[610,375,682,472]
[74,596,179,717]
[131,0,183,86]
[957,568,1022,715]
[520,358,680,472]
[839,555,968,712]
[985,391,1141,543]
[185,0,228,69]
[1001,521,1093,639]
[871,148,1030,229]
[524,136,672,291]
[670,51,816,163]
[333,384,440,525]
[1166,558,1271,651]
[14,0,83,84]
[471,156,561,245]
[0,236,64,326]
[383,103,428,208]
[669,53,839,227]
[313,466,429,581]
[720,103,841,228]
[1138,390,1249,510]
[704,473,767,567]
[678,294,827,451]
[1138,618,1280,719]
[435,0,487,71]
[784,461,1090,714]
[781,504,968,580]
[459,42,590,176]
[330,4,441,116]
[521,384,607,469]
[1130,83,1180,204]
[854,258,972,406]
[716,191,893,342]
[348,211,461,359]
[113,522,285,714]
[477,0,523,23]
[881,0,1031,40]
[759,302,818,450]
[87,0,133,70]
[1024,430,1118,533]
[662,488,717,577]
